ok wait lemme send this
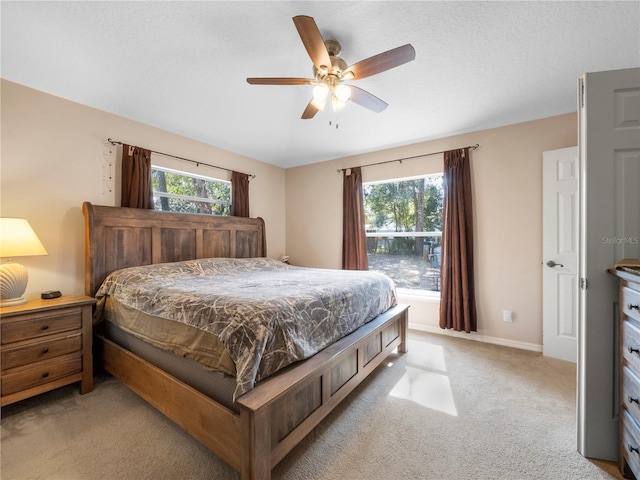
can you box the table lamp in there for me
[0,218,48,306]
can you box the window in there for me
[363,174,444,293]
[151,166,231,215]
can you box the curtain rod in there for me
[107,138,256,179]
[336,144,480,173]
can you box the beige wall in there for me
[0,80,287,301]
[286,113,578,349]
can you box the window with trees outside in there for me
[151,166,231,215]
[364,174,444,293]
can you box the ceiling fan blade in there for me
[292,15,332,71]
[301,100,320,119]
[346,44,416,80]
[247,78,313,85]
[348,86,388,113]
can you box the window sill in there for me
[396,287,441,301]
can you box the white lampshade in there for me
[312,83,329,102]
[334,84,351,102]
[310,98,326,111]
[311,83,329,111]
[0,218,48,306]
[331,95,346,113]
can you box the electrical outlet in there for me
[503,310,513,322]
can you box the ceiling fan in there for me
[246,15,416,119]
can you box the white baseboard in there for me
[408,323,543,353]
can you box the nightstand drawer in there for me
[624,286,640,323]
[1,331,82,371]
[1,351,82,396]
[1,308,82,344]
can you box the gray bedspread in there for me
[95,257,397,399]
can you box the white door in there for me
[543,146,579,362]
[577,67,640,461]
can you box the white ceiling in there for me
[2,1,639,169]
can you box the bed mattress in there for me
[99,296,236,376]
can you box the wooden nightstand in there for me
[0,294,96,406]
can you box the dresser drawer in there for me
[623,320,640,372]
[1,331,82,371]
[1,352,82,396]
[623,409,640,478]
[1,307,82,344]
[623,366,640,422]
[624,285,640,323]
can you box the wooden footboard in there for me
[97,303,408,480]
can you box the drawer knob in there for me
[41,347,49,354]
[629,346,640,355]
[629,396,640,404]
[41,324,49,331]
[630,304,640,311]
[41,372,49,378]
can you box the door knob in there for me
[546,260,564,268]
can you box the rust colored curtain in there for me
[439,148,477,332]
[121,144,153,209]
[342,167,369,270]
[231,171,250,217]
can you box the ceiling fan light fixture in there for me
[334,84,351,102]
[342,71,355,81]
[311,97,326,111]
[331,95,346,112]
[312,83,329,102]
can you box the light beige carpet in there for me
[1,331,622,480]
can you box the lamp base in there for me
[0,296,27,307]
[0,262,29,307]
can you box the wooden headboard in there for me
[83,202,266,297]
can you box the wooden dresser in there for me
[0,294,96,406]
[612,267,640,479]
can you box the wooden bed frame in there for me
[83,202,408,480]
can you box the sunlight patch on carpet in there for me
[406,341,447,372]
[389,367,458,416]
